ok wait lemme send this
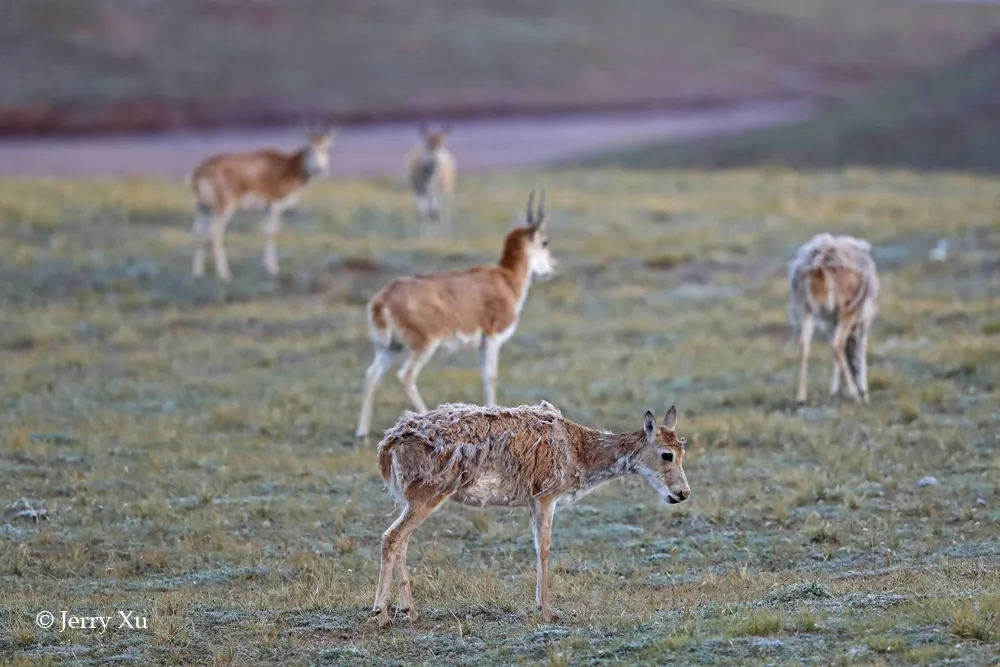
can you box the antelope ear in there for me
[643,410,656,442]
[663,405,677,432]
[418,122,430,139]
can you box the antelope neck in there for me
[581,429,644,475]
[497,236,533,311]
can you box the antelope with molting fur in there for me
[406,123,456,232]
[354,190,555,439]
[371,401,690,627]
[789,232,880,405]
[188,127,336,281]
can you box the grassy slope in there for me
[585,39,1000,172]
[0,170,999,665]
[4,0,1000,132]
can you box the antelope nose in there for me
[677,490,690,502]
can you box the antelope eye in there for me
[541,239,549,248]
[661,451,674,462]
[679,437,686,445]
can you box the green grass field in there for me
[6,0,1000,132]
[1,169,998,665]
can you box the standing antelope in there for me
[789,233,880,405]
[188,128,335,281]
[371,401,691,627]
[354,190,555,439]
[406,123,456,232]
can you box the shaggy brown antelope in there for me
[406,123,456,232]
[789,233,880,405]
[371,401,690,627]
[354,190,555,439]
[188,128,335,281]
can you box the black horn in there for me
[526,189,536,224]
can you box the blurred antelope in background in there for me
[188,127,335,281]
[355,190,555,439]
[789,233,880,404]
[371,401,690,627]
[406,123,456,232]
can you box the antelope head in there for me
[419,122,451,151]
[635,406,690,504]
[523,189,555,281]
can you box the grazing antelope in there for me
[371,401,690,627]
[354,190,555,439]
[406,123,456,232]
[789,233,880,405]
[188,128,335,281]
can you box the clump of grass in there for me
[644,252,694,271]
[899,400,921,425]
[951,600,998,642]
[335,535,357,555]
[7,428,31,453]
[729,610,784,637]
[803,514,841,545]
[641,632,695,657]
[866,634,903,654]
[902,644,955,664]
[211,403,245,431]
[792,611,820,632]
[7,615,36,647]
[132,546,169,574]
[471,512,493,532]
[766,581,832,604]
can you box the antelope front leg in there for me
[530,497,559,622]
[262,206,283,276]
[415,196,432,236]
[191,205,212,277]
[829,357,841,396]
[210,209,234,282]
[479,337,500,406]
[857,325,871,404]
[796,315,814,405]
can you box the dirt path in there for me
[0,101,809,180]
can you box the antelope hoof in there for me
[404,607,419,623]
[860,392,870,404]
[538,607,562,623]
[264,261,279,276]
[354,428,369,441]
[796,397,807,407]
[370,607,391,629]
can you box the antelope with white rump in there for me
[188,126,336,281]
[356,190,555,439]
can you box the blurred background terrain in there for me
[3,0,1000,139]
